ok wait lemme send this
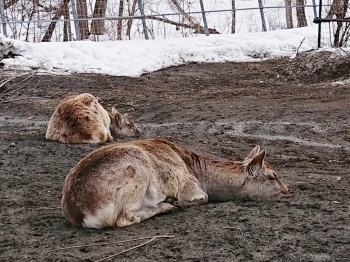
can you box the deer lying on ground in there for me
[62,139,291,228]
[45,93,142,144]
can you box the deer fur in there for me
[45,93,142,144]
[61,139,291,229]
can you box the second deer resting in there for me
[61,139,291,229]
[46,93,142,144]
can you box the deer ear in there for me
[111,108,122,123]
[111,107,118,115]
[244,145,261,161]
[246,150,266,177]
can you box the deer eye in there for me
[267,175,275,180]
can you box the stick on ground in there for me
[38,234,174,257]
[94,235,175,262]
[223,226,244,237]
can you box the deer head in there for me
[240,146,291,198]
[109,107,142,137]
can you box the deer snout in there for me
[135,128,142,137]
[281,192,292,198]
[280,188,292,197]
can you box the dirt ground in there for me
[1,52,350,262]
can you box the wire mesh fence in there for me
[0,0,338,46]
[314,0,350,47]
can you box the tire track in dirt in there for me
[1,117,349,151]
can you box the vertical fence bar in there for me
[312,0,317,19]
[257,0,267,32]
[137,0,149,40]
[0,0,7,37]
[71,0,81,40]
[317,0,322,48]
[199,0,209,36]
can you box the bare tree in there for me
[145,15,218,34]
[76,0,90,39]
[284,0,294,28]
[41,0,70,42]
[326,0,346,18]
[167,0,219,34]
[329,0,350,46]
[4,0,20,9]
[117,0,124,40]
[169,0,197,26]
[231,0,236,33]
[91,0,108,35]
[126,0,138,39]
[296,0,308,27]
[63,2,71,41]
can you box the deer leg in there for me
[106,132,113,142]
[116,214,140,228]
[174,180,208,207]
[134,203,176,222]
[173,198,208,207]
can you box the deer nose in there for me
[281,189,292,197]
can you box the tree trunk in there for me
[117,0,124,40]
[326,0,344,19]
[63,3,71,41]
[170,0,197,25]
[41,0,70,42]
[126,0,137,39]
[146,15,218,34]
[169,0,200,31]
[284,0,294,28]
[333,0,349,47]
[4,0,20,9]
[76,0,90,39]
[91,0,108,35]
[231,0,235,33]
[296,0,308,27]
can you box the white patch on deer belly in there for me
[141,184,166,208]
[82,202,115,229]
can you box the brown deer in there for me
[61,139,291,229]
[45,93,142,144]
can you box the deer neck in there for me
[190,156,247,201]
[170,143,247,201]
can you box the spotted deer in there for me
[61,139,291,228]
[45,93,142,144]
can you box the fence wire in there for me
[0,0,332,45]
[315,0,350,47]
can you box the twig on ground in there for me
[0,72,35,95]
[35,207,61,210]
[296,37,306,55]
[0,73,36,96]
[223,226,244,237]
[94,235,175,262]
[38,235,174,257]
[29,188,52,197]
[1,96,49,104]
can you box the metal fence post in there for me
[0,0,7,37]
[199,0,209,36]
[137,0,149,40]
[317,0,322,48]
[257,0,267,32]
[71,0,81,40]
[312,0,317,19]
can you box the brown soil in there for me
[1,52,350,262]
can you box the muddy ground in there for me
[1,52,350,261]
